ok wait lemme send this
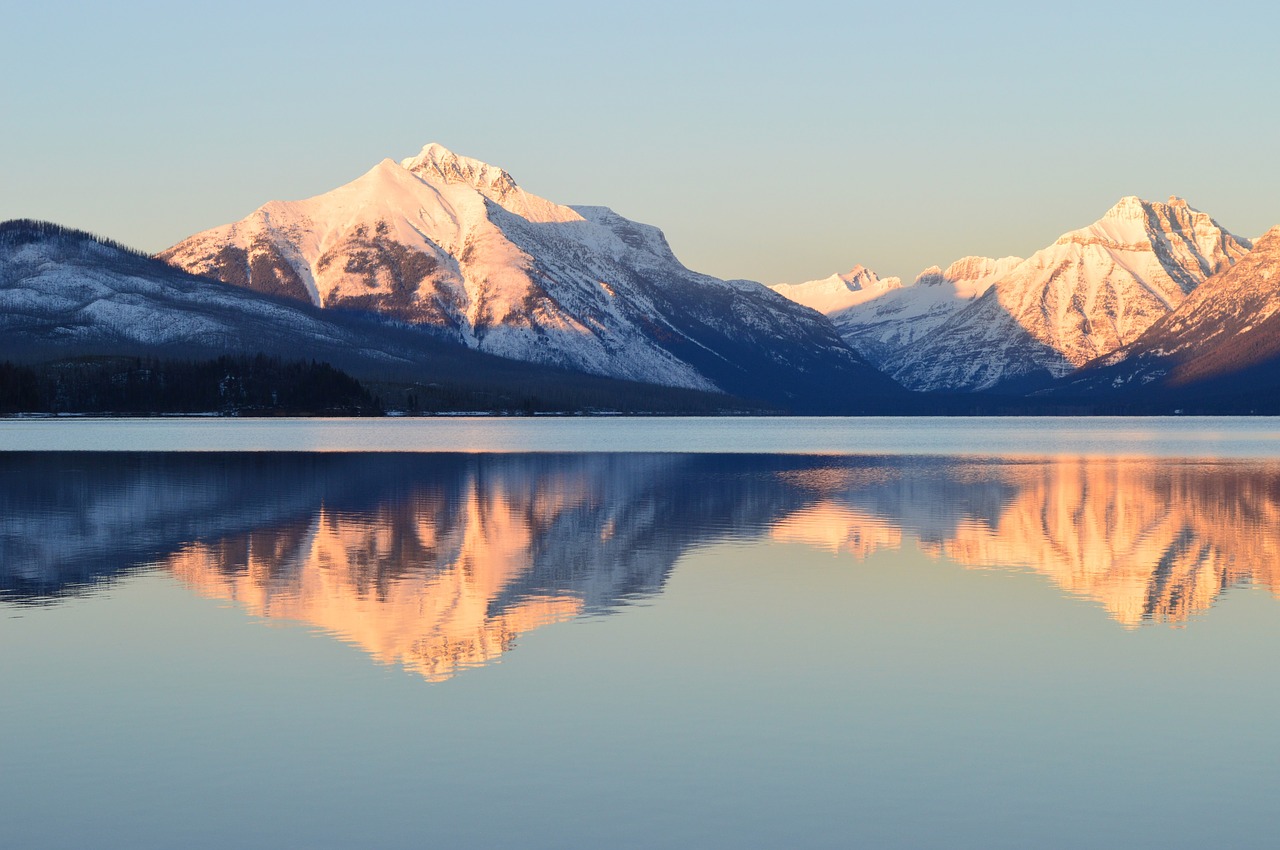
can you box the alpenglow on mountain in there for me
[161,143,901,409]
[0,220,421,370]
[772,197,1252,392]
[1055,226,1280,404]
[771,257,1022,368]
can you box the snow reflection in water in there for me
[4,453,1280,681]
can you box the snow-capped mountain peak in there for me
[767,196,1249,392]
[914,256,1022,299]
[1056,225,1280,398]
[889,196,1252,392]
[914,265,945,285]
[1057,196,1241,277]
[770,266,902,316]
[161,144,900,408]
[399,142,581,225]
[770,255,1021,368]
[400,142,518,196]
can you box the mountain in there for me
[0,220,411,368]
[774,256,1022,367]
[161,143,902,409]
[1053,226,1280,406]
[890,197,1252,392]
[0,220,747,413]
[770,265,903,316]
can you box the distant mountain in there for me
[1052,226,1280,407]
[161,143,902,409]
[771,198,1252,392]
[893,197,1251,391]
[0,220,747,414]
[775,256,1022,368]
[771,265,903,317]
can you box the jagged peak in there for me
[831,266,901,291]
[1098,195,1205,223]
[400,142,518,195]
[914,265,946,286]
[914,256,1022,290]
[1102,195,1154,220]
[1250,225,1280,252]
[1051,195,1248,255]
[835,264,875,285]
[769,264,902,315]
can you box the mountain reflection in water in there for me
[3,453,1278,679]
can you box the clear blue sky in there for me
[3,0,1277,283]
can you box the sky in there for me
[3,0,1277,284]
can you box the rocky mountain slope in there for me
[774,256,1022,367]
[0,220,746,413]
[0,220,412,368]
[771,198,1251,392]
[894,197,1251,391]
[1054,226,1280,403]
[161,144,901,408]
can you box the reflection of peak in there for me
[771,502,901,558]
[4,452,1278,661]
[151,454,817,681]
[771,457,1280,627]
[168,509,584,683]
[885,459,1280,626]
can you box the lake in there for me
[4,418,1280,848]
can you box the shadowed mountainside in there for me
[1050,227,1280,409]
[0,221,754,413]
[160,144,904,410]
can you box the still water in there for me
[4,421,1280,848]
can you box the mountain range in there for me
[1,143,1276,413]
[0,220,750,414]
[775,197,1255,393]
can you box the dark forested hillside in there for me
[0,354,757,416]
[0,355,381,415]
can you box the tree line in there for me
[0,354,382,416]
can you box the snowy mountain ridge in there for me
[1054,225,1280,399]
[771,266,903,316]
[772,255,1021,368]
[163,143,899,408]
[771,197,1251,391]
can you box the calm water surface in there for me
[3,420,1280,848]
[2,414,1279,456]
